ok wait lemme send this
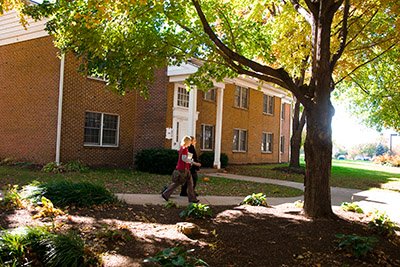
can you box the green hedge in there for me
[199,151,229,168]
[135,148,178,174]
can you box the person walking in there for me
[180,136,200,196]
[161,135,200,203]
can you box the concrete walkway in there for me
[116,172,400,224]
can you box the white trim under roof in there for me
[167,63,292,101]
[0,10,48,46]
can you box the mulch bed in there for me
[1,203,400,267]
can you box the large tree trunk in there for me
[303,1,336,218]
[289,101,306,168]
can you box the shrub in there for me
[64,160,89,172]
[373,154,400,167]
[1,185,24,210]
[179,203,213,219]
[23,181,117,208]
[42,162,65,173]
[135,148,178,174]
[241,193,269,207]
[198,152,229,168]
[341,202,363,213]
[368,211,397,236]
[144,247,208,266]
[32,196,64,220]
[336,234,377,258]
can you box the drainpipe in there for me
[214,86,224,169]
[55,53,65,165]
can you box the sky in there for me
[331,102,399,149]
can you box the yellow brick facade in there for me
[166,82,291,164]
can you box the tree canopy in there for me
[0,0,28,26]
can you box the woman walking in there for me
[161,135,200,203]
[180,136,200,196]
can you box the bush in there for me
[144,247,208,266]
[368,211,398,236]
[42,161,89,173]
[23,181,117,208]
[179,203,213,219]
[241,193,269,207]
[135,148,178,174]
[374,154,400,167]
[336,234,377,258]
[198,152,229,168]
[1,184,24,210]
[341,202,363,213]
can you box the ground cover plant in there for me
[179,203,213,219]
[240,193,269,207]
[0,165,303,197]
[227,159,400,190]
[1,202,399,266]
[341,202,364,214]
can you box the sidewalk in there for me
[116,172,400,224]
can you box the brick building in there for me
[0,12,292,168]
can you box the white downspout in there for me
[214,86,224,169]
[55,53,65,165]
[187,86,197,137]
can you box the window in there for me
[177,86,189,107]
[234,86,248,109]
[201,124,214,150]
[263,94,274,115]
[280,135,285,153]
[261,132,273,153]
[233,129,247,152]
[204,88,216,101]
[84,112,119,146]
[281,103,285,119]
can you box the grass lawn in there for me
[0,165,303,197]
[227,159,400,191]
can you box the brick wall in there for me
[164,83,174,148]
[220,84,282,164]
[60,54,137,167]
[133,67,169,156]
[0,36,59,163]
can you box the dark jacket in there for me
[188,144,200,173]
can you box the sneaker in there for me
[161,193,169,201]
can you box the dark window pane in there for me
[233,129,239,150]
[103,114,118,129]
[85,112,101,128]
[84,128,100,144]
[102,129,117,145]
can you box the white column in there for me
[55,53,65,165]
[214,86,224,169]
[187,86,197,137]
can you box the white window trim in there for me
[201,124,214,151]
[232,128,248,152]
[87,74,108,83]
[263,94,274,115]
[261,132,273,153]
[84,111,120,148]
[234,86,249,109]
[176,86,190,108]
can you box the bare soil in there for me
[1,203,400,267]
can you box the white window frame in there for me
[233,128,248,152]
[263,94,274,115]
[261,132,273,153]
[204,88,216,102]
[201,124,214,151]
[234,86,249,109]
[84,111,120,147]
[177,86,190,108]
[87,74,108,82]
[280,135,285,153]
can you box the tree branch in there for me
[303,0,318,17]
[215,6,238,51]
[335,43,396,85]
[350,75,370,95]
[191,0,290,85]
[330,0,349,70]
[345,9,378,49]
[289,0,313,25]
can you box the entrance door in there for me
[172,118,188,150]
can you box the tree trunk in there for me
[289,101,306,169]
[304,103,334,217]
[303,1,337,218]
